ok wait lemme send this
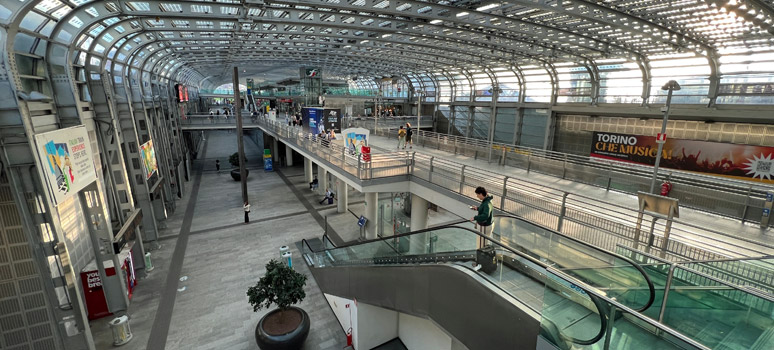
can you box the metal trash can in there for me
[109,315,133,346]
[144,252,154,272]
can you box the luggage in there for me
[328,197,333,204]
[476,246,497,274]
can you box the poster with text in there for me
[35,126,97,206]
[139,140,158,179]
[302,107,323,134]
[324,108,342,133]
[590,131,774,184]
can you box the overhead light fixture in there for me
[430,19,443,24]
[457,12,469,17]
[476,4,499,11]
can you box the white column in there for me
[365,192,379,239]
[304,157,313,183]
[336,178,348,213]
[318,166,328,195]
[272,137,279,165]
[410,195,428,231]
[285,145,294,167]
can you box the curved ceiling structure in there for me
[3,0,774,94]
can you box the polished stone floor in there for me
[91,131,347,350]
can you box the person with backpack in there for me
[398,125,407,149]
[405,122,413,149]
[319,188,334,204]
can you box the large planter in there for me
[230,168,249,181]
[255,307,310,350]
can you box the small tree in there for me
[247,259,307,322]
[229,152,246,167]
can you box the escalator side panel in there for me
[311,264,540,350]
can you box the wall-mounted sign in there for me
[590,131,774,184]
[139,140,158,179]
[305,68,321,77]
[35,126,98,206]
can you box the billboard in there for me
[342,128,369,156]
[34,126,98,206]
[590,131,774,184]
[139,140,158,179]
[305,68,321,77]
[302,107,323,134]
[323,108,342,133]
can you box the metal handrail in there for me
[302,222,610,346]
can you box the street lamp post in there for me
[649,80,681,194]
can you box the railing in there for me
[302,223,709,350]
[369,127,774,227]
[342,116,434,131]
[181,114,771,261]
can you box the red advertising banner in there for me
[590,131,774,184]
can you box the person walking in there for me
[398,125,407,149]
[405,122,413,149]
[470,186,493,250]
[243,201,251,223]
[209,110,214,123]
[215,159,221,173]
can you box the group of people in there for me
[207,108,231,123]
[397,122,414,149]
[286,113,303,127]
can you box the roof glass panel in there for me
[84,6,99,17]
[35,0,65,13]
[69,15,84,29]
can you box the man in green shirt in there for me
[471,186,494,247]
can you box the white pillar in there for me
[336,178,348,213]
[304,157,313,183]
[365,192,379,239]
[410,195,428,231]
[285,145,294,167]
[318,166,328,195]
[272,137,279,165]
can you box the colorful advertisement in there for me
[342,128,369,156]
[305,68,320,77]
[35,126,97,206]
[590,131,774,184]
[139,140,158,179]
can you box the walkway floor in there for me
[91,130,347,350]
[360,133,774,258]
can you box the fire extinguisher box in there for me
[80,245,138,320]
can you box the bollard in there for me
[109,315,133,346]
[144,253,154,272]
[282,251,293,269]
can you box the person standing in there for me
[243,202,251,223]
[405,122,413,149]
[398,125,406,149]
[470,186,493,249]
[215,159,221,173]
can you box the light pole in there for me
[415,89,425,142]
[649,80,681,194]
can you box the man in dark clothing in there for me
[471,186,493,249]
[215,159,220,173]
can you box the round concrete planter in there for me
[230,168,249,181]
[255,307,310,350]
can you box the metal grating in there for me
[0,176,60,350]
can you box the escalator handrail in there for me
[304,222,609,346]
[493,214,656,313]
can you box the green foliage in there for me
[229,152,246,167]
[247,259,307,313]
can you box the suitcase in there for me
[476,246,497,274]
[328,197,334,204]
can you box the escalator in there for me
[301,217,707,350]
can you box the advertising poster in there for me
[139,140,158,179]
[302,107,323,134]
[35,126,98,206]
[342,128,369,156]
[324,108,342,133]
[590,131,774,184]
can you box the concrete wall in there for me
[398,313,453,350]
[356,303,399,350]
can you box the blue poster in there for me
[302,107,323,135]
[263,157,273,171]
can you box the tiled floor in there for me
[92,130,347,350]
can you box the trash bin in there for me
[144,253,154,272]
[109,315,133,346]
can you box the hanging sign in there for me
[35,126,98,206]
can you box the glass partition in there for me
[493,216,655,312]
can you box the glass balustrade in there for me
[492,216,655,312]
